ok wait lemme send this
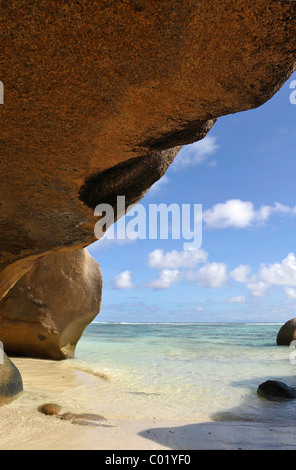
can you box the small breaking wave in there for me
[65,360,111,381]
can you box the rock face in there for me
[0,249,102,360]
[0,352,23,404]
[277,319,296,346]
[1,0,296,302]
[257,380,296,401]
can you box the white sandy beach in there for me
[0,357,295,450]
[2,413,296,451]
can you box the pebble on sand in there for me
[38,403,62,416]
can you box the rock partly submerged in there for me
[277,319,296,346]
[257,380,296,401]
[0,353,23,405]
[0,249,102,360]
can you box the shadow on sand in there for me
[138,374,296,450]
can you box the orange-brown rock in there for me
[1,1,296,301]
[0,249,102,360]
[38,403,62,416]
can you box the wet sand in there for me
[0,358,296,450]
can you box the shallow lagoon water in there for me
[62,322,296,423]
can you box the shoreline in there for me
[1,409,296,450]
[0,357,295,450]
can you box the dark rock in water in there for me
[0,353,23,405]
[38,403,62,416]
[277,319,296,345]
[257,380,296,401]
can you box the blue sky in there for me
[88,71,296,323]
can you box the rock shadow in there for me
[138,374,296,450]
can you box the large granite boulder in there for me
[277,319,296,346]
[0,2,296,358]
[0,249,102,360]
[0,352,23,405]
[1,1,296,301]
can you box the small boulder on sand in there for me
[38,403,62,416]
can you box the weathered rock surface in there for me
[0,352,23,404]
[277,319,296,345]
[1,0,296,301]
[0,249,102,360]
[257,380,296,401]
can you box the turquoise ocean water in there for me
[68,322,296,423]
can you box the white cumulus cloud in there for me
[112,270,136,290]
[244,253,296,297]
[284,287,296,300]
[246,281,270,297]
[230,264,252,283]
[147,248,208,270]
[203,199,296,229]
[147,269,183,290]
[187,262,228,288]
[146,249,227,290]
[148,175,170,195]
[173,135,219,169]
[257,252,296,287]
